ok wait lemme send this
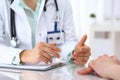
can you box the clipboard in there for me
[0,62,66,71]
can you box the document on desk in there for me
[0,61,66,71]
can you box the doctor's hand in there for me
[20,42,61,64]
[72,35,91,65]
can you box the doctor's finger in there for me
[74,60,87,65]
[77,35,87,47]
[42,51,52,63]
[40,56,50,64]
[80,46,91,52]
[73,56,89,62]
[43,43,61,52]
[43,47,60,58]
[73,52,91,57]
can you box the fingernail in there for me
[77,70,81,73]
[50,60,52,63]
[77,71,80,74]
[93,72,97,75]
[59,49,61,52]
[92,72,99,76]
[58,55,61,58]
[77,70,83,74]
[56,55,60,58]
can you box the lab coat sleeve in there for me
[58,0,78,61]
[0,4,23,64]
[0,44,23,64]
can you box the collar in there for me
[19,0,42,10]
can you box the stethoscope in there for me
[10,0,64,48]
[10,0,20,48]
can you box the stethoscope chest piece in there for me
[10,37,20,48]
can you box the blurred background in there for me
[70,0,120,59]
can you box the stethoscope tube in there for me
[10,0,16,38]
[43,0,59,12]
[54,0,59,11]
[43,0,48,11]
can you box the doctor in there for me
[0,0,91,65]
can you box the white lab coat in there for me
[0,0,78,64]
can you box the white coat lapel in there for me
[10,0,30,29]
[37,0,54,21]
[37,0,54,20]
[37,0,45,22]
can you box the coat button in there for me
[39,34,42,36]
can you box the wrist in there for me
[20,50,30,63]
[12,50,24,65]
[67,50,75,63]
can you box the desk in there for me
[0,63,105,80]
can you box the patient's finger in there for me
[78,67,94,75]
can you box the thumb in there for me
[78,35,87,46]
